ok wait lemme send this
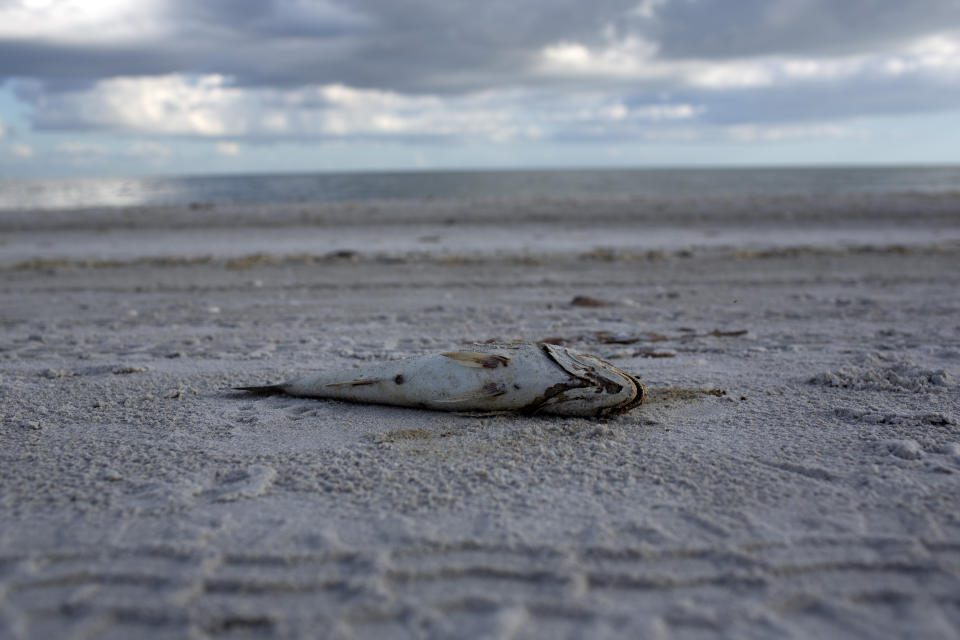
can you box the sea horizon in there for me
[2,163,959,212]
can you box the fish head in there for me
[539,344,645,417]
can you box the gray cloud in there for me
[0,42,174,84]
[2,0,957,93]
[0,0,639,92]
[1,0,958,142]
[648,0,960,59]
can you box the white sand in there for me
[1,193,959,638]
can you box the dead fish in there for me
[236,342,645,418]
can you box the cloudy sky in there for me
[1,0,959,177]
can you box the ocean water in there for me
[1,165,958,211]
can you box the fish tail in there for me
[234,384,285,395]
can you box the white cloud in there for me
[32,74,235,135]
[22,72,709,150]
[539,36,660,76]
[685,63,777,89]
[127,141,171,159]
[15,29,959,149]
[0,0,370,55]
[412,151,429,168]
[52,140,114,166]
[11,143,35,158]
[536,30,960,89]
[0,0,169,43]
[573,101,701,123]
[32,75,689,143]
[880,33,960,75]
[630,0,667,20]
[216,141,240,156]
[724,122,863,142]
[56,141,108,156]
[630,121,865,143]
[52,139,173,164]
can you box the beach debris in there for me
[634,349,677,358]
[112,365,149,375]
[570,295,610,307]
[639,331,670,343]
[708,329,749,337]
[237,342,645,418]
[326,249,358,260]
[538,330,678,348]
[594,331,638,344]
[594,330,670,345]
[645,387,726,406]
[579,247,618,261]
[677,328,749,341]
[100,468,123,482]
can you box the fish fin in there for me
[540,342,591,376]
[440,351,510,368]
[324,379,382,387]
[435,382,507,404]
[234,384,285,395]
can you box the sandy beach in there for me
[2,193,959,638]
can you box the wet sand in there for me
[2,194,959,638]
